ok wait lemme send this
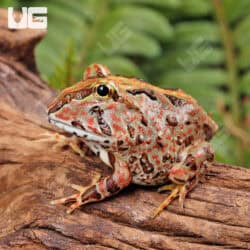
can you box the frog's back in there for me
[111,75,218,141]
[162,87,218,139]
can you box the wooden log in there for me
[0,8,249,250]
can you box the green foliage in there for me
[2,0,250,166]
[33,0,174,86]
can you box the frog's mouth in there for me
[48,117,114,144]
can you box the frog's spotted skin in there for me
[48,64,218,216]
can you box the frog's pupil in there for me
[97,85,109,96]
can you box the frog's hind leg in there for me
[152,141,214,218]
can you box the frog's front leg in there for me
[37,132,87,157]
[51,152,131,214]
[152,141,214,218]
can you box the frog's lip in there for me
[48,118,114,143]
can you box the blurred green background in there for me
[1,0,250,167]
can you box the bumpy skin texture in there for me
[48,64,218,216]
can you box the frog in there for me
[47,63,218,217]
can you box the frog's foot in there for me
[37,132,85,157]
[51,173,101,214]
[151,141,214,218]
[152,183,183,218]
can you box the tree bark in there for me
[0,8,250,250]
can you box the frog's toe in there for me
[152,184,182,218]
[178,185,188,210]
[66,200,82,214]
[157,183,176,192]
[50,192,79,205]
[50,174,101,212]
[37,132,86,156]
[50,190,84,214]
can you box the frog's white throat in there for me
[48,118,114,144]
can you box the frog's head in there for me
[48,64,150,149]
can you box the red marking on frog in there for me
[110,113,122,123]
[87,117,94,126]
[112,123,126,134]
[169,168,186,176]
[55,112,70,121]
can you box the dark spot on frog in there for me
[141,115,148,126]
[117,140,129,151]
[71,120,86,130]
[204,146,214,162]
[99,117,111,136]
[106,177,120,193]
[86,190,101,200]
[127,125,135,138]
[136,135,144,145]
[165,95,186,107]
[112,90,120,101]
[127,89,157,101]
[152,172,160,179]
[176,135,182,145]
[156,136,163,148]
[129,156,137,164]
[89,105,103,115]
[203,124,213,141]
[207,153,214,162]
[185,155,196,170]
[85,147,97,157]
[190,164,197,171]
[108,152,116,167]
[166,114,178,127]
[162,153,175,163]
[140,153,154,173]
[184,135,194,147]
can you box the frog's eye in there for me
[96,84,110,97]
